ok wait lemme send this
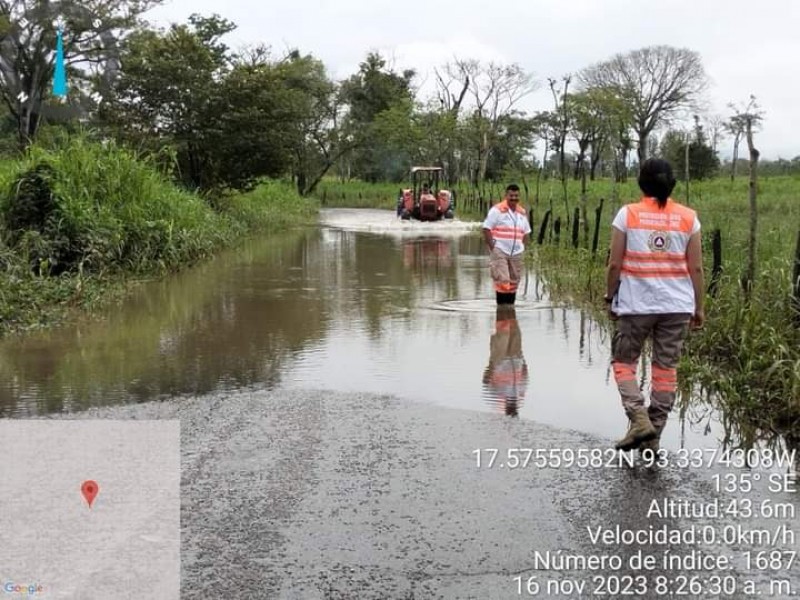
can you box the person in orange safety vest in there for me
[482,184,531,305]
[605,158,705,455]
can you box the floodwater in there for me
[0,208,721,450]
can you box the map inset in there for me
[0,420,180,599]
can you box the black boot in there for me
[496,292,514,304]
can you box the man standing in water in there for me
[482,184,531,305]
[605,159,705,453]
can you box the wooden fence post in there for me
[537,210,551,245]
[792,229,800,324]
[571,207,580,248]
[592,198,604,256]
[708,228,722,297]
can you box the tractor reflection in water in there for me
[482,306,528,416]
[402,238,453,270]
[396,166,455,221]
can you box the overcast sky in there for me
[145,0,800,160]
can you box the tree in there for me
[432,60,472,183]
[100,15,236,190]
[339,52,415,182]
[483,113,537,179]
[211,49,333,192]
[470,61,537,184]
[0,0,161,149]
[730,96,764,295]
[724,110,747,181]
[102,16,341,193]
[705,114,725,156]
[548,75,571,223]
[660,124,719,181]
[568,88,627,181]
[579,46,708,163]
[440,59,537,185]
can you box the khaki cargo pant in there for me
[611,314,691,431]
[489,247,523,293]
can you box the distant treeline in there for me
[0,2,791,197]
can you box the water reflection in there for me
[0,230,330,416]
[402,238,453,270]
[0,209,754,454]
[482,307,528,416]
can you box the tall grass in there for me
[0,136,318,335]
[222,180,319,234]
[3,137,228,274]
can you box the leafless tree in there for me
[549,75,571,224]
[724,110,747,181]
[730,96,764,295]
[444,59,537,185]
[705,114,726,156]
[434,59,471,116]
[433,59,473,183]
[579,45,708,163]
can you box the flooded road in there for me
[1,209,717,450]
[2,209,798,599]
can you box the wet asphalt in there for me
[44,388,799,599]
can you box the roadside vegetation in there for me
[0,136,318,335]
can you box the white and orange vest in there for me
[482,200,531,256]
[611,197,700,315]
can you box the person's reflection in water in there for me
[482,306,528,416]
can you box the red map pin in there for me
[81,480,99,508]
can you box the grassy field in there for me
[313,174,800,451]
[0,137,318,336]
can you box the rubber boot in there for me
[639,424,664,456]
[614,408,657,451]
[496,292,514,305]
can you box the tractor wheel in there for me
[444,209,454,219]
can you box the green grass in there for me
[315,180,399,209]
[0,136,318,336]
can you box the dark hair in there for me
[506,183,520,192]
[638,158,676,207]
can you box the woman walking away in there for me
[605,159,705,453]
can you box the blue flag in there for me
[53,26,67,97]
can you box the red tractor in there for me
[396,167,455,221]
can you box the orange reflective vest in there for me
[483,200,529,256]
[612,197,699,315]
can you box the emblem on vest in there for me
[648,230,671,252]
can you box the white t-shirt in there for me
[483,206,532,256]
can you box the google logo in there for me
[3,582,44,595]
